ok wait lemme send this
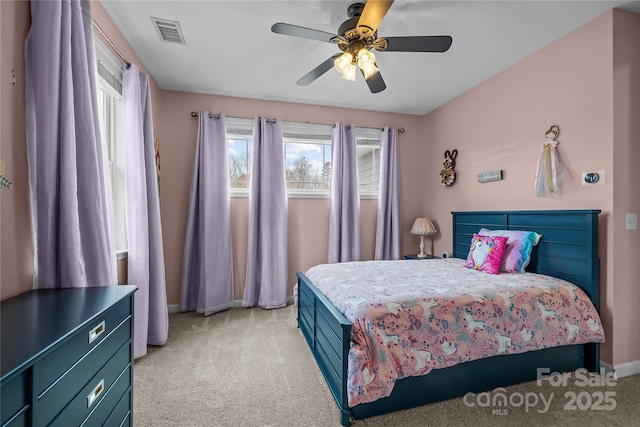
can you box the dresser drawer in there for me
[109,390,132,427]
[1,408,28,427]
[37,317,131,425]
[49,343,131,427]
[86,384,131,427]
[119,412,131,427]
[35,297,130,395]
[0,372,28,426]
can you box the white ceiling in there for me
[100,0,640,116]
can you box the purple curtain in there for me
[180,112,233,316]
[375,127,402,260]
[243,118,288,309]
[328,123,362,263]
[123,65,168,358]
[25,0,116,289]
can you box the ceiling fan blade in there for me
[271,23,337,43]
[357,0,394,34]
[297,55,341,86]
[362,68,386,94]
[382,35,453,53]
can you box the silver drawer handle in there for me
[88,321,106,344]
[87,379,104,408]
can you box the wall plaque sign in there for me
[478,170,503,183]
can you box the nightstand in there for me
[404,255,439,260]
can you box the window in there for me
[227,119,381,198]
[355,128,382,195]
[228,137,252,188]
[95,37,127,255]
[226,117,254,190]
[282,122,333,194]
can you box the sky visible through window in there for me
[285,141,331,190]
[228,138,252,188]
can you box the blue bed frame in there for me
[297,210,601,426]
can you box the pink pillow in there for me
[478,228,542,273]
[465,234,508,274]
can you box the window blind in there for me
[95,36,124,94]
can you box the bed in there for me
[296,210,602,426]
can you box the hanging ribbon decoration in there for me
[534,125,564,197]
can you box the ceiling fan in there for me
[271,0,452,94]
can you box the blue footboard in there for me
[298,270,598,425]
[297,272,351,426]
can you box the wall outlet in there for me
[581,169,605,186]
[625,213,637,230]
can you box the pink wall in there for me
[1,0,32,300]
[0,0,163,299]
[157,90,424,305]
[611,9,640,366]
[422,9,640,366]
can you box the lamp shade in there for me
[411,218,437,236]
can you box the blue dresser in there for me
[1,285,136,427]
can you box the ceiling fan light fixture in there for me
[356,48,375,67]
[356,48,379,79]
[334,52,354,74]
[341,63,357,81]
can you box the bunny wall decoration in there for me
[440,149,458,186]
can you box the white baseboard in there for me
[231,297,294,308]
[600,361,615,377]
[612,360,640,379]
[168,297,294,314]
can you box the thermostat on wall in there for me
[584,173,599,184]
[582,170,605,186]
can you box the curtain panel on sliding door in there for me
[375,127,401,260]
[243,118,288,309]
[328,123,362,263]
[123,65,169,358]
[180,112,233,316]
[25,0,116,288]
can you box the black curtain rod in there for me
[190,112,404,133]
[334,123,405,133]
[191,111,220,119]
[190,112,278,123]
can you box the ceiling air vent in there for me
[151,17,186,45]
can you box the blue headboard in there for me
[452,210,601,311]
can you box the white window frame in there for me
[355,127,382,198]
[95,36,127,258]
[226,119,381,199]
[282,122,333,198]
[226,117,254,197]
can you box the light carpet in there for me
[134,305,640,427]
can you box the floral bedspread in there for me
[304,259,605,407]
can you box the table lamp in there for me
[410,218,437,258]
